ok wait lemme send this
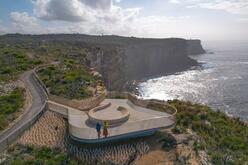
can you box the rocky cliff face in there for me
[125,38,198,80]
[0,34,205,91]
[187,39,205,55]
[86,37,204,90]
[87,46,126,91]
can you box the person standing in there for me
[96,122,101,139]
[103,121,109,138]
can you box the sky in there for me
[0,0,248,40]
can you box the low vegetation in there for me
[167,100,248,165]
[37,60,96,99]
[2,98,248,164]
[0,47,41,82]
[34,42,88,61]
[147,102,176,115]
[3,144,84,165]
[0,88,24,131]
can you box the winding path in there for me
[0,69,175,148]
[0,70,47,151]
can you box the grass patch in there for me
[4,144,84,165]
[0,88,24,131]
[167,99,248,165]
[37,60,96,99]
[147,102,176,115]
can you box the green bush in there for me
[37,62,96,100]
[0,88,24,131]
[5,145,85,165]
[167,99,248,165]
[0,47,41,81]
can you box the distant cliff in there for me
[187,39,205,55]
[124,38,198,80]
[85,36,204,90]
[0,34,205,90]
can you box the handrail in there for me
[0,101,47,153]
[107,91,177,120]
[0,70,48,153]
[70,114,174,141]
[33,64,51,98]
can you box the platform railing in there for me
[0,102,47,153]
[107,91,177,121]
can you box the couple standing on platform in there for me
[96,121,108,139]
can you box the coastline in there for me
[136,40,248,122]
[126,60,201,94]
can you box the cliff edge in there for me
[85,36,205,90]
[187,39,206,55]
[0,34,205,90]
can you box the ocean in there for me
[137,41,248,121]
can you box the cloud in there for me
[169,0,180,4]
[238,18,248,22]
[1,0,246,41]
[81,0,112,10]
[131,15,193,38]
[5,0,141,36]
[32,0,140,23]
[10,12,40,33]
[33,0,94,22]
[28,0,141,36]
[169,0,248,15]
[3,7,199,39]
[190,1,248,15]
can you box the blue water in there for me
[138,41,248,120]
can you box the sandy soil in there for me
[18,111,66,150]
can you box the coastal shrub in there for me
[37,61,96,99]
[0,47,41,81]
[0,88,24,131]
[168,99,248,165]
[147,102,175,114]
[5,145,84,165]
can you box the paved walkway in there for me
[0,70,174,146]
[0,70,47,147]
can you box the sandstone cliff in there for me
[0,34,205,90]
[187,39,206,55]
[85,36,203,90]
[124,38,198,80]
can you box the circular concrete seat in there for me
[88,103,130,126]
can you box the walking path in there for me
[0,70,47,151]
[0,69,175,147]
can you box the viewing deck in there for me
[49,99,175,143]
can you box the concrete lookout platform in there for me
[88,102,130,126]
[48,98,175,143]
